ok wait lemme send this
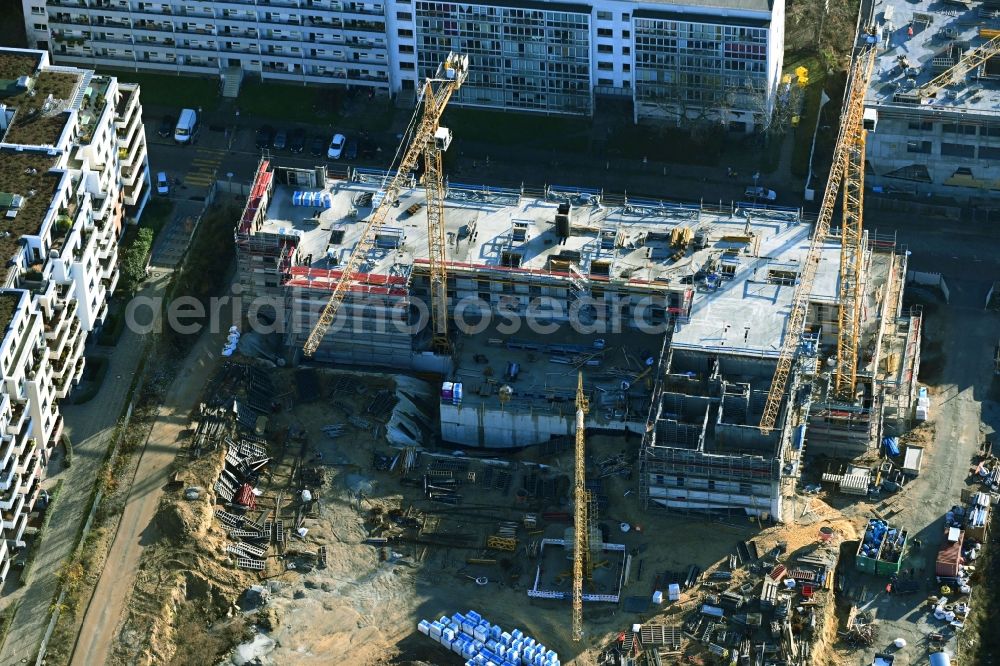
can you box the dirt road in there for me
[69,326,227,666]
[847,288,1000,665]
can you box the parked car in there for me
[157,114,175,138]
[273,128,288,151]
[289,128,306,153]
[744,185,777,202]
[359,139,378,159]
[256,124,275,149]
[309,135,326,157]
[156,171,169,195]
[327,133,346,159]
[343,137,358,160]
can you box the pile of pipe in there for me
[223,326,241,357]
[860,519,889,558]
[967,493,990,529]
[418,610,559,666]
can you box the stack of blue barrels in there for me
[418,610,560,666]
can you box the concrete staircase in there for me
[221,67,244,98]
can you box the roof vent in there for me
[0,193,24,220]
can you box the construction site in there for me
[107,44,961,666]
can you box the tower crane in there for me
[572,372,590,642]
[899,34,1000,103]
[302,53,469,357]
[759,44,878,432]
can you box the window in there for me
[941,142,975,158]
[597,61,613,71]
[34,23,46,31]
[397,28,412,37]
[597,44,612,53]
[906,140,931,154]
[399,44,413,53]
[623,63,630,72]
[396,11,412,19]
[980,145,1000,160]
[623,30,630,38]
[984,126,1000,137]
[623,46,630,55]
[907,120,933,131]
[597,27,612,37]
[597,77,613,85]
[596,10,612,20]
[622,13,630,20]
[400,61,414,70]
[942,123,977,136]
[31,6,44,14]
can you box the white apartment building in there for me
[23,0,785,129]
[0,47,148,581]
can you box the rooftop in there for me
[671,231,843,358]
[0,68,81,147]
[0,149,62,262]
[0,292,21,333]
[262,178,810,289]
[866,0,1000,115]
[0,53,43,82]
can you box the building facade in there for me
[24,0,784,127]
[0,48,148,582]
[863,0,1000,201]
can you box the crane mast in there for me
[572,372,589,642]
[759,45,876,432]
[302,53,469,357]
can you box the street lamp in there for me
[226,171,234,195]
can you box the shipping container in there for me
[935,528,964,578]
[856,518,907,575]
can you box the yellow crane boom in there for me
[758,45,877,432]
[302,53,469,357]
[572,372,589,642]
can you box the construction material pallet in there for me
[227,541,267,558]
[229,528,265,541]
[215,510,244,529]
[237,557,265,571]
[640,625,683,649]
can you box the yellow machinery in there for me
[908,34,1000,101]
[572,372,589,641]
[759,45,877,431]
[303,53,469,357]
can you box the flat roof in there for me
[0,63,81,147]
[670,228,842,358]
[865,0,1000,116]
[262,178,808,289]
[0,292,20,333]
[0,149,61,261]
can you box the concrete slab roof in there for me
[865,0,1000,117]
[262,179,810,290]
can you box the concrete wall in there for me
[440,401,643,448]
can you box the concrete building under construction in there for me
[234,161,922,519]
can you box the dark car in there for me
[256,124,275,149]
[309,135,325,157]
[343,137,358,160]
[359,139,378,159]
[157,114,175,138]
[273,128,288,151]
[289,128,306,154]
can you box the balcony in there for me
[7,403,26,438]
[0,455,16,493]
[0,475,22,510]
[86,0,131,12]
[49,14,92,26]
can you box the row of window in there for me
[907,120,1000,137]
[907,140,1000,160]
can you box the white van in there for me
[174,108,198,144]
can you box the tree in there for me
[122,227,154,294]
